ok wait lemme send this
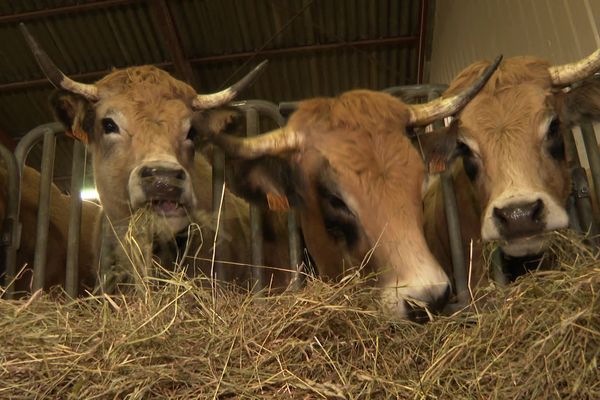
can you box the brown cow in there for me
[0,165,101,296]
[424,49,600,286]
[21,25,292,290]
[199,58,501,319]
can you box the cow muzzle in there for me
[129,161,195,225]
[482,190,569,257]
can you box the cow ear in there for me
[560,78,600,126]
[413,119,460,173]
[50,90,94,144]
[224,156,301,212]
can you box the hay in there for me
[1,233,598,399]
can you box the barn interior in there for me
[0,0,435,193]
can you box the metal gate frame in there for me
[2,91,599,300]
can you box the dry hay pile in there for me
[0,233,598,399]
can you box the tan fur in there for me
[0,166,101,296]
[63,66,292,289]
[425,57,572,282]
[283,90,449,315]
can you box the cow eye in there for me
[456,140,479,181]
[101,118,119,134]
[547,118,560,138]
[186,126,197,141]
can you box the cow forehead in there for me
[459,83,553,144]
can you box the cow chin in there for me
[500,235,548,257]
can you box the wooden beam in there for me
[149,0,198,88]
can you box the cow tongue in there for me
[154,200,179,213]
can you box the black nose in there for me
[493,199,545,239]
[405,285,451,323]
[140,166,186,200]
[140,166,186,180]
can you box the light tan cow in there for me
[21,25,292,290]
[0,165,101,296]
[424,49,600,286]
[200,58,501,320]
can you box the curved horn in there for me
[549,48,600,86]
[192,61,268,110]
[19,23,99,100]
[408,55,503,126]
[211,127,303,159]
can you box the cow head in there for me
[441,50,600,257]
[200,58,500,319]
[22,24,265,235]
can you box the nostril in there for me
[493,207,508,224]
[531,199,544,222]
[140,167,155,178]
[175,170,185,180]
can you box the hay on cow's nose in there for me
[0,231,598,398]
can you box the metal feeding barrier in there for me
[1,87,600,301]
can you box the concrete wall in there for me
[429,0,600,84]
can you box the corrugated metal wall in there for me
[429,0,600,84]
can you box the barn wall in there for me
[429,0,600,84]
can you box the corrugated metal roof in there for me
[0,0,430,191]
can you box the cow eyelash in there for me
[101,118,119,134]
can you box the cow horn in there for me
[19,23,99,101]
[210,127,303,159]
[408,55,503,126]
[192,61,268,110]
[548,48,600,86]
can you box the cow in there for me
[423,49,600,287]
[0,165,101,296]
[21,24,292,291]
[196,57,501,320]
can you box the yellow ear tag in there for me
[267,192,290,212]
[67,129,89,145]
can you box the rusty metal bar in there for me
[65,140,86,297]
[580,121,600,237]
[0,145,20,298]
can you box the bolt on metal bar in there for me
[0,145,20,298]
[65,140,86,297]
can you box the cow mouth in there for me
[499,234,549,257]
[150,199,187,217]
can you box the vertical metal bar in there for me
[491,248,507,287]
[0,145,20,298]
[287,210,304,290]
[65,140,85,297]
[580,121,600,219]
[32,130,56,291]
[99,215,113,294]
[571,167,598,245]
[211,148,228,282]
[245,108,265,290]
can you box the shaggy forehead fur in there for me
[95,66,197,106]
[289,90,420,193]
